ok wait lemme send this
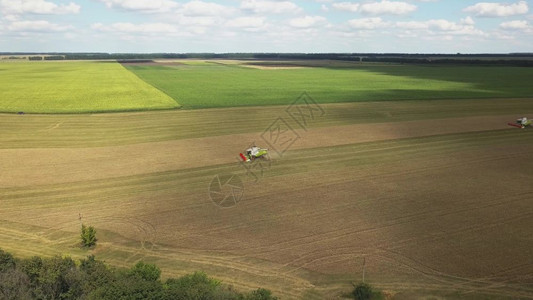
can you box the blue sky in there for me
[0,0,531,53]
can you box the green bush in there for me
[246,288,279,300]
[352,282,372,300]
[0,249,15,272]
[164,271,220,299]
[0,248,278,300]
[130,261,161,281]
[81,224,97,247]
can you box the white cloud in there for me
[3,14,19,21]
[463,1,528,17]
[0,0,80,15]
[240,0,301,14]
[426,19,464,31]
[460,16,475,26]
[97,0,178,13]
[180,1,230,16]
[226,16,265,29]
[395,20,428,29]
[500,20,529,30]
[333,1,416,15]
[359,0,417,15]
[332,2,359,12]
[92,22,177,33]
[289,15,327,28]
[7,20,71,31]
[395,18,485,36]
[348,17,388,29]
[176,16,217,27]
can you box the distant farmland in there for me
[125,60,533,109]
[0,61,179,113]
[2,60,533,113]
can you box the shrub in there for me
[352,282,372,300]
[81,224,97,247]
[130,261,161,281]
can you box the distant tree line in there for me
[44,55,66,61]
[1,52,532,66]
[1,56,26,60]
[0,249,278,300]
[361,56,533,66]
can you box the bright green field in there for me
[2,60,533,113]
[0,61,179,113]
[126,62,533,109]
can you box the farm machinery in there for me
[508,117,531,129]
[240,146,270,162]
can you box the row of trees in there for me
[3,52,532,66]
[25,56,66,61]
[0,249,278,300]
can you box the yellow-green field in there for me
[0,61,179,113]
[1,60,533,299]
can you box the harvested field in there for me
[1,99,533,299]
[0,114,528,188]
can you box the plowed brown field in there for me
[1,100,533,299]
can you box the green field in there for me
[0,61,179,113]
[2,60,533,112]
[126,61,533,109]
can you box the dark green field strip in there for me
[1,99,533,149]
[126,63,533,109]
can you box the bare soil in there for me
[1,112,533,299]
[0,114,525,188]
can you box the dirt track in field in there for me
[0,114,527,188]
[119,61,185,67]
[243,64,306,70]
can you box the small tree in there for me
[81,224,97,248]
[352,282,372,300]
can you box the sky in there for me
[0,0,532,53]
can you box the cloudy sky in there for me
[0,0,532,53]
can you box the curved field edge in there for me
[0,61,180,113]
[125,62,533,109]
[1,129,532,299]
